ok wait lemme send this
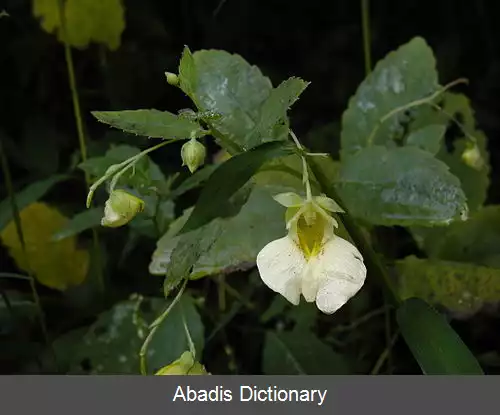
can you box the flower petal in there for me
[314,195,344,213]
[314,236,367,314]
[273,192,304,207]
[256,236,306,305]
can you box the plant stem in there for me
[57,0,104,293]
[361,0,372,76]
[139,279,188,375]
[0,137,57,367]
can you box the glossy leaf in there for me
[341,37,439,158]
[257,77,310,136]
[397,298,483,374]
[335,146,468,226]
[396,256,500,315]
[92,109,204,140]
[0,174,68,231]
[262,329,351,375]
[178,48,292,151]
[179,141,293,234]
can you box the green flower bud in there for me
[181,138,206,173]
[165,72,179,86]
[101,189,145,228]
[462,143,483,170]
[155,351,208,375]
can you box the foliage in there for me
[3,4,499,377]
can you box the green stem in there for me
[361,0,372,76]
[139,279,188,375]
[57,0,104,293]
[0,137,57,367]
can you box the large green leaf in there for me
[150,185,286,279]
[397,298,483,374]
[257,77,309,137]
[412,206,500,267]
[0,175,68,231]
[92,109,204,139]
[178,48,301,151]
[341,37,439,158]
[45,294,203,374]
[335,146,468,226]
[179,141,293,234]
[262,329,351,374]
[396,256,500,315]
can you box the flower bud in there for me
[181,138,206,173]
[165,72,179,86]
[155,351,208,375]
[101,189,145,228]
[462,143,483,171]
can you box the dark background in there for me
[1,0,500,374]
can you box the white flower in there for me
[256,192,366,314]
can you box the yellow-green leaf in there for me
[396,256,500,315]
[0,202,89,291]
[33,0,125,50]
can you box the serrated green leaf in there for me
[92,110,204,140]
[178,49,275,151]
[396,256,500,315]
[179,141,293,234]
[52,207,102,241]
[257,77,309,136]
[0,175,68,232]
[262,329,351,375]
[341,37,439,158]
[335,146,467,226]
[397,298,483,374]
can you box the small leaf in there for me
[179,141,293,234]
[92,110,204,140]
[336,146,467,226]
[341,37,439,158]
[52,207,102,241]
[0,175,68,232]
[0,202,90,291]
[396,256,500,315]
[397,298,483,374]
[178,46,197,99]
[262,329,351,375]
[257,77,310,136]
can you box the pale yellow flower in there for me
[256,192,366,314]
